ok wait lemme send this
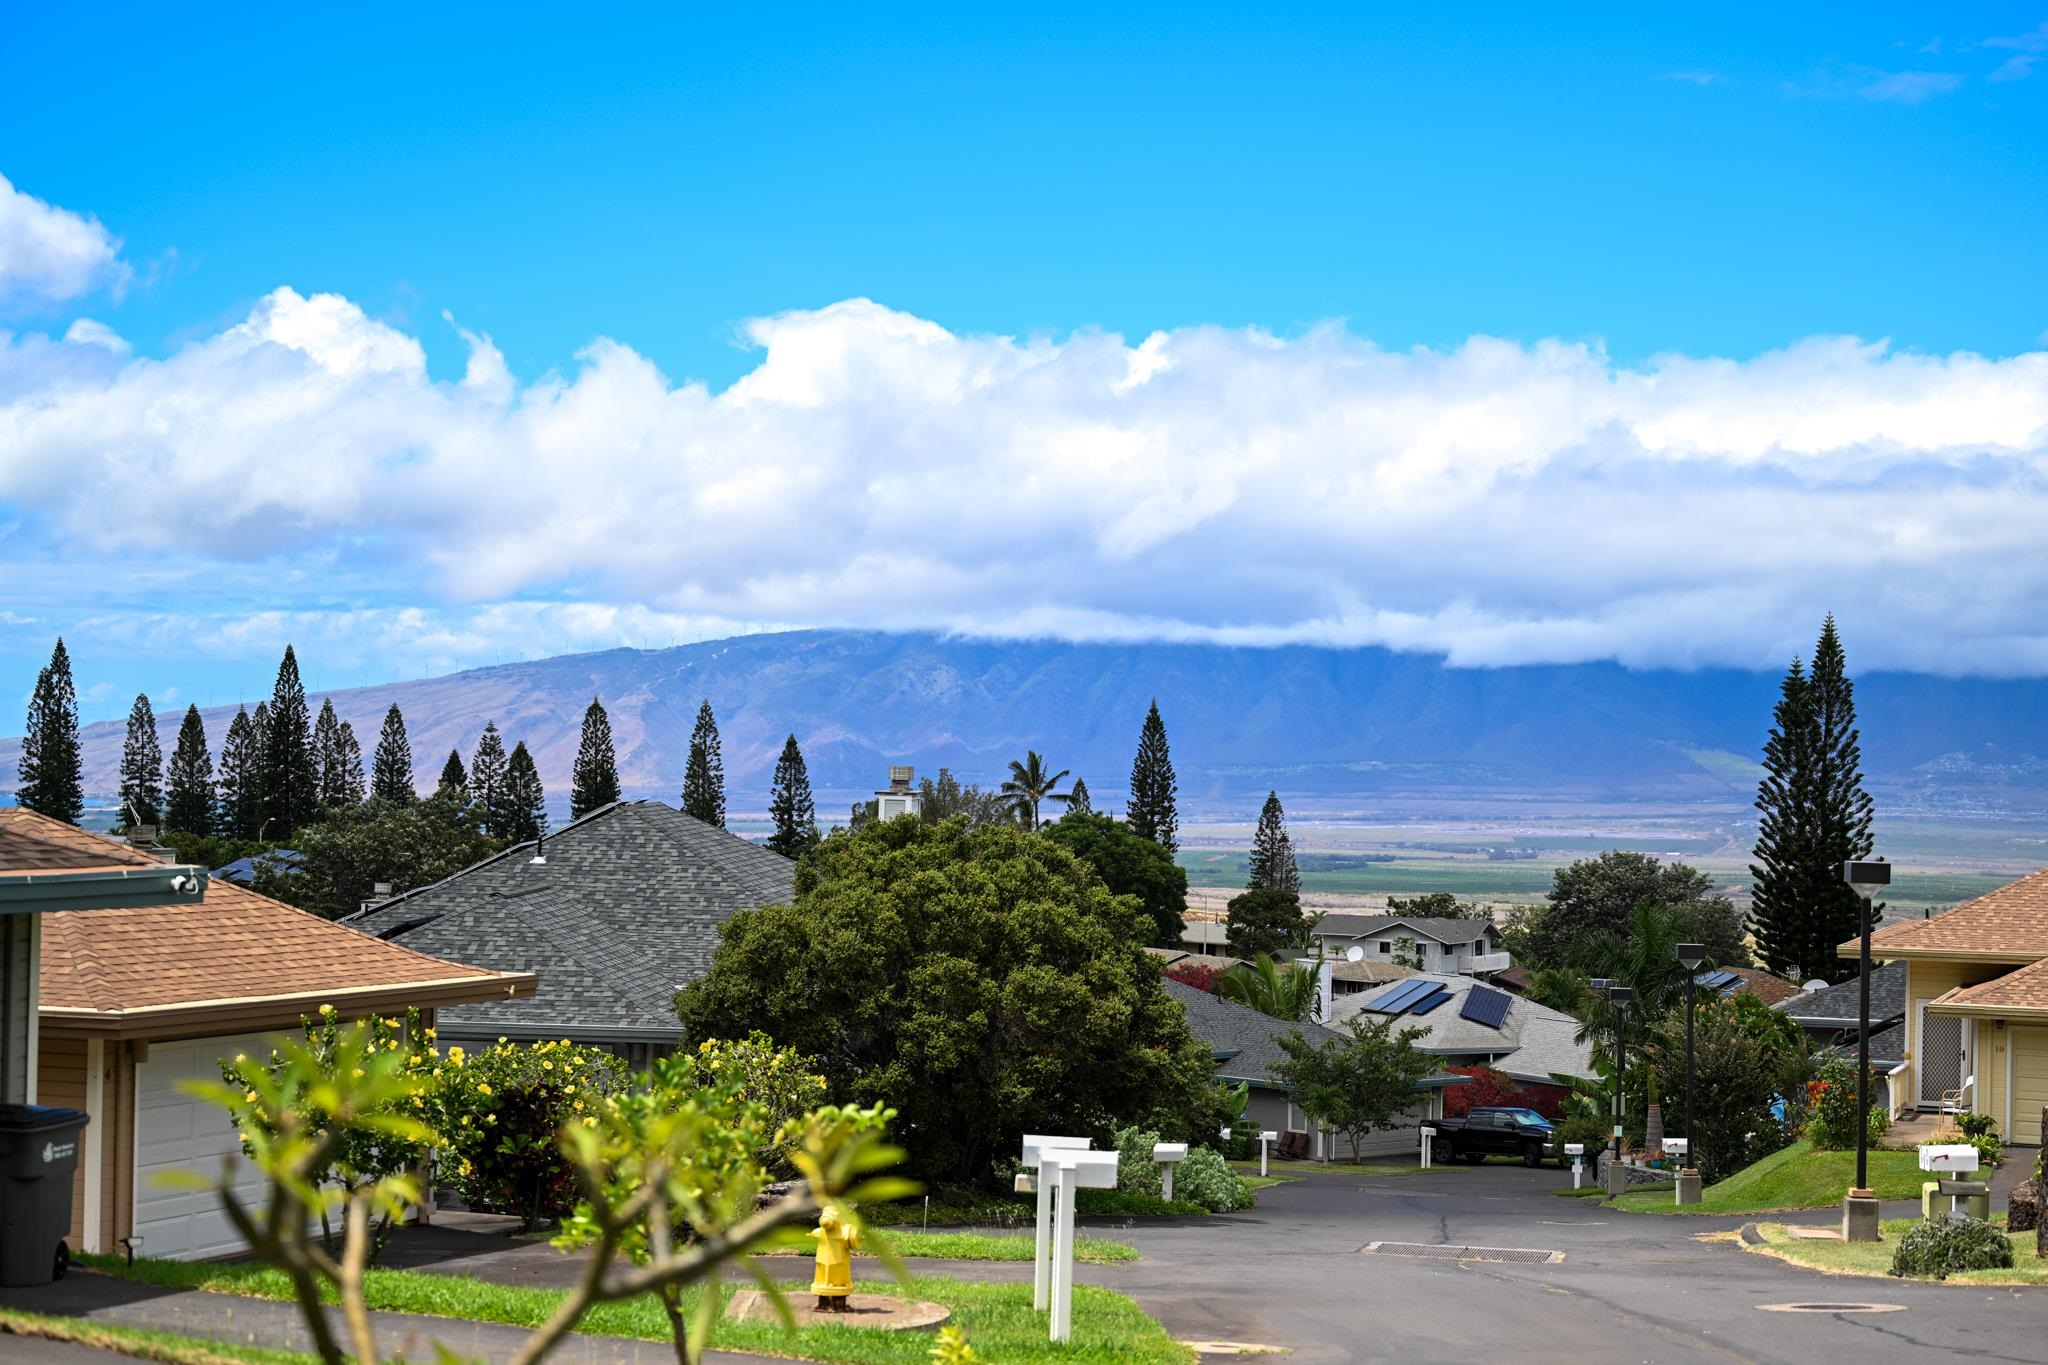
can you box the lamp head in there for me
[1607,985,1632,1004]
[1843,860,1891,901]
[1676,942,1707,970]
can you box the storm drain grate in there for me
[1361,1241,1564,1265]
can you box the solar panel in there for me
[1406,987,1453,1016]
[1460,985,1512,1030]
[1368,980,1434,1014]
[1695,970,1739,993]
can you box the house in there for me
[1852,867,2048,1144]
[1773,963,1907,1073]
[1309,914,1505,976]
[344,801,796,1063]
[1163,979,1466,1159]
[1705,966,1804,1007]
[3,808,534,1263]
[1327,970,1594,1104]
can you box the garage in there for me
[132,1032,272,1261]
[2013,1026,2048,1147]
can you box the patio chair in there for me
[1938,1074,1975,1117]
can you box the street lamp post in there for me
[1600,981,1632,1195]
[1842,859,1892,1243]
[1674,943,1707,1206]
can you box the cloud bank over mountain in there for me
[3,184,2048,681]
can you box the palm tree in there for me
[1002,750,1071,830]
[1216,953,1321,1023]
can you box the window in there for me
[1377,941,1391,954]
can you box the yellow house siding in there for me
[2013,1027,2048,1146]
[35,1035,89,1247]
[1903,960,2014,1110]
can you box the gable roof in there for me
[12,812,531,1039]
[0,810,157,873]
[0,807,214,917]
[1936,957,2048,1018]
[1855,866,2048,962]
[1718,967,1803,1007]
[344,801,795,1040]
[1312,914,1495,946]
[1327,971,1594,1084]
[1775,962,1907,1026]
[1162,978,1340,1088]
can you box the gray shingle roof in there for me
[343,802,795,1040]
[1325,971,1595,1083]
[1162,979,1342,1089]
[1312,914,1495,945]
[1775,962,1907,1026]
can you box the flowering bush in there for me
[688,1032,828,1174]
[1165,960,1225,993]
[1804,1059,1890,1151]
[429,1037,624,1226]
[224,1005,440,1252]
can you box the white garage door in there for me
[134,1032,273,1261]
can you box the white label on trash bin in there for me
[42,1140,75,1163]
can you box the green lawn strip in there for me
[1231,1159,1422,1178]
[763,1229,1138,1264]
[1549,1185,1607,1198]
[1612,1142,1928,1215]
[1746,1216,2048,1286]
[77,1257,1187,1364]
[0,1306,314,1365]
[1239,1175,1298,1191]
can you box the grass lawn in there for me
[764,1229,1139,1264]
[864,1189,1208,1226]
[1240,1175,1298,1191]
[79,1256,1190,1364]
[1613,1142,1928,1215]
[0,1307,315,1365]
[1744,1217,2048,1286]
[1550,1185,1607,1199]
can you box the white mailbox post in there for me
[1564,1142,1586,1189]
[1662,1138,1690,1204]
[1021,1134,1092,1312]
[1919,1144,1981,1175]
[1046,1149,1121,1344]
[1259,1130,1278,1177]
[1419,1126,1436,1170]
[1152,1142,1189,1201]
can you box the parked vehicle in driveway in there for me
[1429,1107,1555,1166]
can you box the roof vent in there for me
[1802,979,1829,993]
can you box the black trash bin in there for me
[0,1104,89,1286]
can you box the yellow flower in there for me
[541,1060,552,1071]
[448,1046,465,1064]
[352,1068,365,1078]
[319,1003,336,1016]
[485,1113,496,1125]
[412,1096,424,1108]
[477,1083,493,1096]
[244,1089,259,1103]
[582,1116,596,1127]
[460,1115,471,1125]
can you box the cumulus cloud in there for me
[3,289,2048,675]
[0,174,129,306]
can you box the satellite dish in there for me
[1345,946,1365,963]
[1802,979,1829,993]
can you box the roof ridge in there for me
[343,799,644,927]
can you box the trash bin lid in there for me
[0,1104,90,1132]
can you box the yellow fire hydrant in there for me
[810,1207,860,1312]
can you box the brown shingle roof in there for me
[18,813,532,1034]
[1938,958,2048,1015]
[0,809,157,873]
[1724,967,1802,1006]
[1854,865,2048,962]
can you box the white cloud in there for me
[62,318,129,354]
[0,174,129,307]
[1859,70,1964,102]
[3,290,2048,675]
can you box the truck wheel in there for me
[1524,1145,1546,1168]
[1434,1139,1454,1163]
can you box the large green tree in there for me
[436,748,467,800]
[505,741,548,843]
[675,817,1219,1183]
[369,705,415,805]
[164,705,216,836]
[17,638,83,824]
[1273,1015,1435,1162]
[680,700,725,827]
[1246,790,1300,893]
[119,693,164,829]
[765,733,819,858]
[1751,617,1877,983]
[313,700,366,811]
[253,791,503,920]
[570,697,621,820]
[1064,778,1092,815]
[845,767,1012,832]
[260,646,320,837]
[1511,851,1748,973]
[1125,700,1179,853]
[468,723,511,837]
[1225,885,1310,957]
[1041,810,1187,946]
[216,707,263,839]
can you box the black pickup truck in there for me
[1428,1107,1556,1167]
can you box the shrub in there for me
[430,1037,625,1227]
[1890,1218,2015,1279]
[1166,959,1225,993]
[1953,1112,2005,1168]
[1551,1113,1610,1164]
[686,1032,828,1174]
[1111,1124,1252,1212]
[1803,1059,1890,1151]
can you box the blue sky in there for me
[3,5,2048,719]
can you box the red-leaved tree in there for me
[1166,959,1225,993]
